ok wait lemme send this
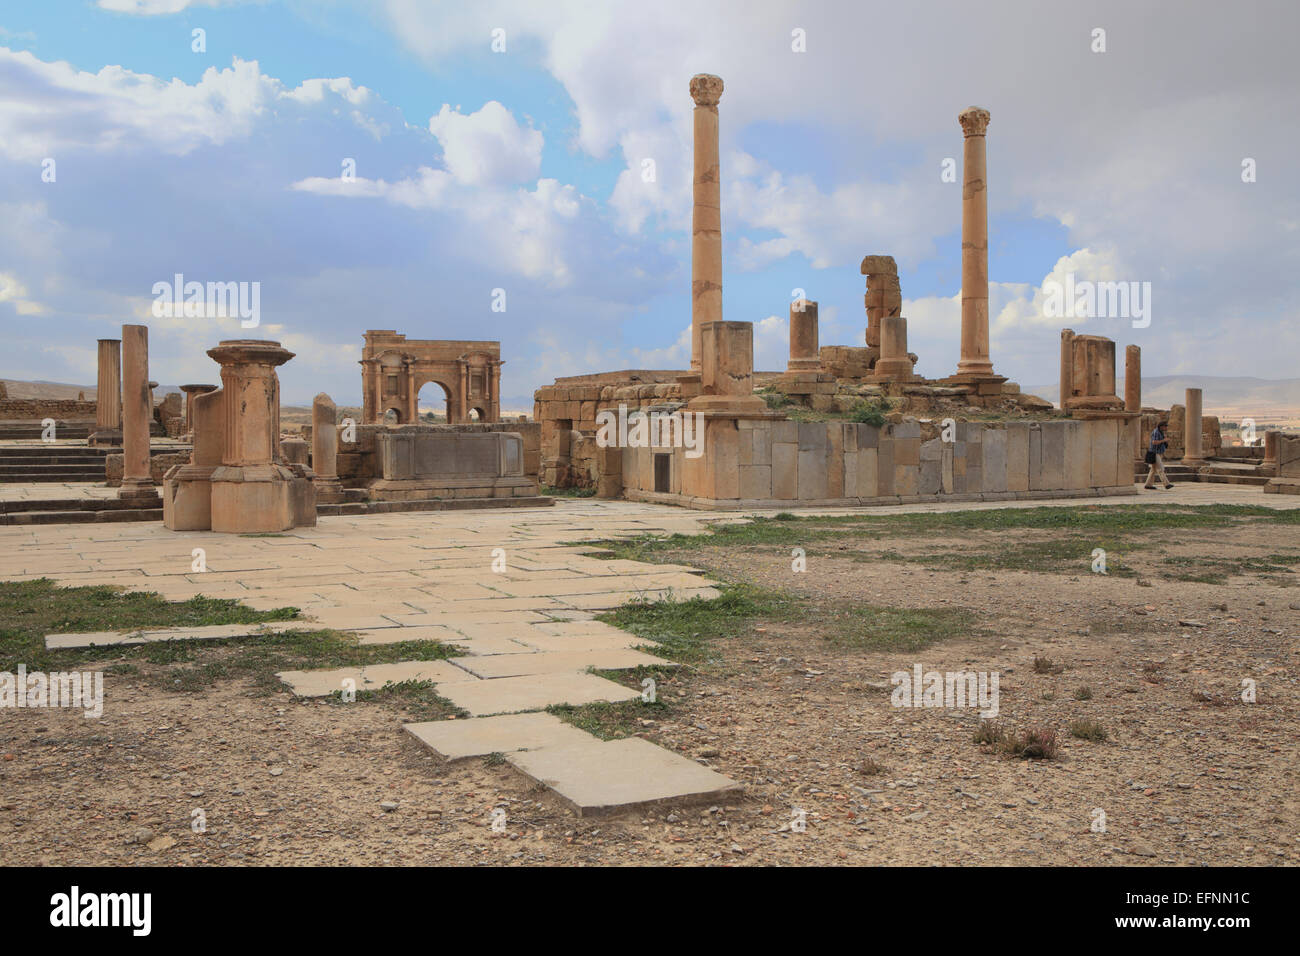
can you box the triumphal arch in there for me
[360,330,502,424]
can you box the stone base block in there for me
[209,464,297,533]
[366,475,539,501]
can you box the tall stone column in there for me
[1059,329,1074,410]
[119,325,157,500]
[1184,387,1205,464]
[312,392,344,503]
[689,74,724,372]
[90,338,122,447]
[1124,345,1141,412]
[788,299,820,370]
[957,107,994,378]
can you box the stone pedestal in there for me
[119,325,158,500]
[1184,387,1205,464]
[956,107,994,379]
[206,340,314,533]
[312,392,345,503]
[687,321,769,417]
[89,338,123,448]
[689,74,724,372]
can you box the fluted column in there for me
[90,338,123,447]
[957,106,994,377]
[690,74,724,372]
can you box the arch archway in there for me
[417,380,451,423]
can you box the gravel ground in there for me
[1,520,1296,866]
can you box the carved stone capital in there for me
[958,106,991,137]
[690,74,724,107]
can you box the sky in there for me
[0,0,1296,409]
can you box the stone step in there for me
[316,495,554,516]
[0,507,161,526]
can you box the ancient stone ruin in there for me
[360,331,502,424]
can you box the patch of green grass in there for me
[353,679,466,721]
[818,604,979,652]
[547,698,667,740]
[0,578,459,695]
[598,583,797,664]
[849,399,888,427]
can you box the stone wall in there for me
[309,421,541,488]
[535,379,683,487]
[0,399,97,420]
[106,451,189,486]
[1264,434,1300,495]
[622,417,1138,509]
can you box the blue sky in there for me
[1,0,1296,409]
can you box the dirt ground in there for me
[1,517,1297,866]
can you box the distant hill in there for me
[2,378,180,403]
[1028,376,1300,426]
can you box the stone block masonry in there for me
[622,417,1136,510]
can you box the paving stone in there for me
[45,622,314,650]
[509,631,663,653]
[276,660,471,697]
[507,736,742,816]
[351,624,461,645]
[452,647,673,679]
[403,712,594,760]
[433,672,640,716]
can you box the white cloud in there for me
[427,101,543,186]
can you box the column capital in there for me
[690,73,724,108]
[958,106,991,137]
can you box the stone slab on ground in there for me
[451,647,673,679]
[45,621,315,650]
[277,660,470,697]
[404,712,595,760]
[433,671,640,716]
[350,624,462,646]
[507,736,742,817]
[509,631,663,653]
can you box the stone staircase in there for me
[0,496,163,525]
[1132,455,1271,487]
[0,420,97,441]
[0,445,110,482]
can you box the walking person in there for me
[1144,419,1174,490]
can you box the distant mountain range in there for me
[2,379,180,402]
